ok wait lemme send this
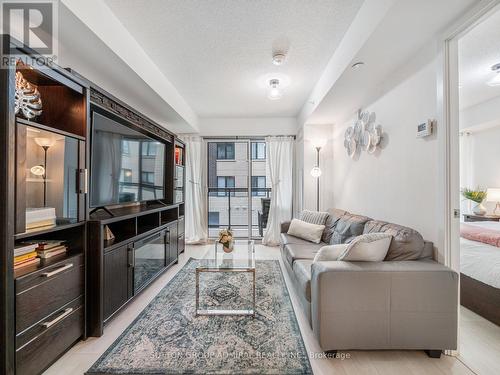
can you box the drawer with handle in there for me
[15,253,84,334]
[16,296,84,375]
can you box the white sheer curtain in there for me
[263,136,294,246]
[180,135,208,244]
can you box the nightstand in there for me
[463,214,500,222]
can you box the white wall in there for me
[197,118,297,137]
[331,58,440,246]
[460,95,500,131]
[461,125,500,214]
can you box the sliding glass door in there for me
[206,139,271,239]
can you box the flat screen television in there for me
[90,110,166,207]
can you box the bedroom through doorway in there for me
[457,6,500,375]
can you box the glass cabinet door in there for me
[133,231,167,293]
[16,123,84,233]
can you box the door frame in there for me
[438,0,500,356]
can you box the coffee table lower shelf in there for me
[196,309,255,316]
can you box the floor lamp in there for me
[34,137,54,207]
[310,146,322,211]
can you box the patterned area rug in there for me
[86,258,312,375]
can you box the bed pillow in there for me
[338,233,392,261]
[287,219,325,244]
[300,210,329,225]
[313,244,349,263]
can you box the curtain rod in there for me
[202,135,296,140]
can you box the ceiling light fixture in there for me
[487,63,500,87]
[268,79,282,100]
[351,62,365,70]
[272,52,286,66]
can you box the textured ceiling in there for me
[459,8,500,110]
[103,0,363,118]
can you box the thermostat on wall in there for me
[417,120,434,138]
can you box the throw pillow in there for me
[287,218,325,244]
[300,210,329,225]
[321,208,347,243]
[330,213,371,245]
[313,244,349,263]
[338,233,392,261]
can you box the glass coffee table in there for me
[195,240,255,316]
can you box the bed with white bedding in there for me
[460,221,500,326]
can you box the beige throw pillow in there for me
[287,218,325,244]
[338,233,392,261]
[313,244,349,263]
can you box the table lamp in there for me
[486,188,500,216]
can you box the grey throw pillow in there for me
[363,220,424,260]
[322,208,347,243]
[300,210,329,225]
[330,213,371,245]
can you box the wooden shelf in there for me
[16,118,86,141]
[90,203,179,224]
[14,220,84,240]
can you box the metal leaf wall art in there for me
[15,72,43,119]
[344,110,382,159]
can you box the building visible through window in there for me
[217,142,235,160]
[142,141,157,156]
[121,168,133,183]
[208,212,220,227]
[251,142,266,160]
[122,140,130,155]
[217,176,235,196]
[251,176,266,196]
[142,171,155,184]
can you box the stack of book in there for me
[14,243,40,270]
[35,241,67,259]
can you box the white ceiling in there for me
[459,7,500,110]
[102,0,364,118]
[307,0,478,126]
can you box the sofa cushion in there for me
[300,210,329,225]
[283,243,323,267]
[330,213,371,245]
[363,220,424,260]
[292,260,313,302]
[338,232,392,261]
[287,219,325,244]
[321,208,348,243]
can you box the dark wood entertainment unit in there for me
[87,202,184,337]
[0,36,186,375]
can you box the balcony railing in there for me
[207,187,271,238]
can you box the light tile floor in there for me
[44,244,481,375]
[459,306,500,375]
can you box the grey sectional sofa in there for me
[280,208,458,357]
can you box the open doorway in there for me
[456,6,500,374]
